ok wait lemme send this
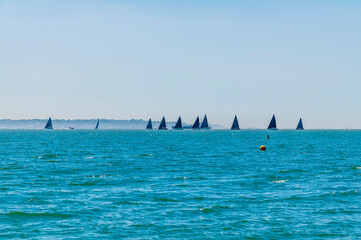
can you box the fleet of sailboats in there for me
[42,115,305,130]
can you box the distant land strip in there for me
[0,119,225,129]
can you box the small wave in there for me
[278,169,307,173]
[318,208,358,214]
[68,182,96,186]
[200,208,213,213]
[273,180,288,183]
[175,184,190,187]
[194,176,207,180]
[131,223,156,228]
[175,176,187,180]
[112,201,139,205]
[200,205,231,213]
[35,154,58,159]
[330,190,358,196]
[4,211,72,218]
[193,196,205,200]
[87,175,107,178]
[84,157,94,159]
[26,198,44,202]
[45,160,58,162]
[135,154,153,157]
[154,198,178,202]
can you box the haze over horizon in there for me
[1,1,360,129]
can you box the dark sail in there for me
[146,118,153,129]
[95,118,99,129]
[158,117,167,130]
[200,114,210,129]
[267,115,277,130]
[192,116,200,129]
[174,116,183,129]
[45,117,53,129]
[231,115,240,130]
[296,118,304,130]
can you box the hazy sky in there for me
[1,0,361,128]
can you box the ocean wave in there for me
[272,180,288,183]
[278,169,307,173]
[200,205,231,213]
[154,198,179,202]
[34,154,58,159]
[4,211,72,218]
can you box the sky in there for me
[0,0,361,128]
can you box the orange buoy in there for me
[260,145,266,151]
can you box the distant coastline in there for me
[0,119,225,129]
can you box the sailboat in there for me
[95,118,99,129]
[158,117,167,130]
[200,114,211,130]
[172,116,183,130]
[45,117,53,129]
[296,118,304,130]
[191,116,200,129]
[231,115,240,130]
[267,114,278,130]
[146,118,153,130]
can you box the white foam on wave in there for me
[273,180,288,183]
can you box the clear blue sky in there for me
[1,0,360,128]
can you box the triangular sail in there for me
[200,114,209,128]
[158,117,167,130]
[95,118,99,129]
[231,115,240,130]
[192,116,200,129]
[45,117,53,129]
[296,118,304,130]
[174,116,182,129]
[267,115,277,130]
[146,118,153,129]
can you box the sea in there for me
[0,130,360,239]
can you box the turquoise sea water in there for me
[1,130,360,239]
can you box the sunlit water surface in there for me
[0,130,360,239]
